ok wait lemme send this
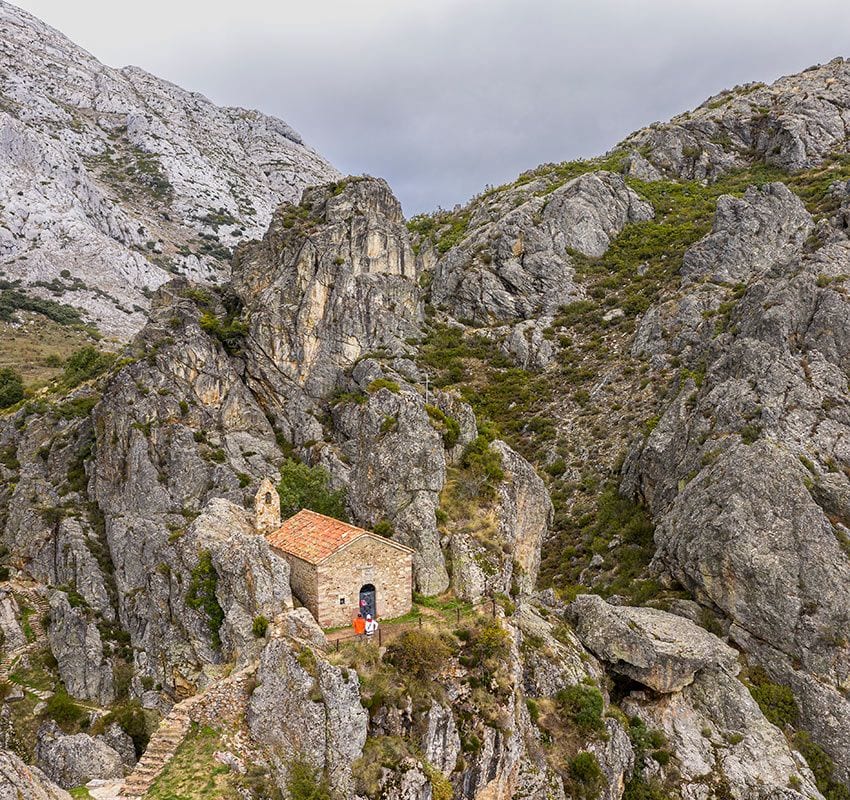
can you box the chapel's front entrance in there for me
[359,583,376,618]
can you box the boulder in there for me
[568,594,739,692]
[0,747,70,800]
[35,722,124,789]
[247,638,367,798]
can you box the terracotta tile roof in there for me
[265,509,413,564]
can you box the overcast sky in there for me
[13,0,850,214]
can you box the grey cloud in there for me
[14,0,850,213]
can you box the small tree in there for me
[186,550,225,649]
[0,367,24,408]
[556,683,605,735]
[384,629,451,680]
[62,346,115,388]
[252,615,269,638]
[569,751,604,800]
[278,459,348,521]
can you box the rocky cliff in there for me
[0,0,338,340]
[1,9,850,799]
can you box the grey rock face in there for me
[331,365,452,595]
[569,595,739,692]
[625,147,850,777]
[247,638,367,798]
[47,592,114,706]
[0,590,26,654]
[90,286,287,686]
[421,700,461,776]
[492,441,553,595]
[681,183,813,285]
[0,410,109,618]
[431,171,653,324]
[0,747,69,800]
[624,57,850,180]
[35,722,124,789]
[624,669,824,800]
[587,719,635,800]
[0,1,338,338]
[177,499,293,662]
[235,177,422,443]
[449,439,553,603]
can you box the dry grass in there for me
[0,314,102,388]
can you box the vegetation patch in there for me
[186,550,225,650]
[278,458,348,522]
[744,666,797,728]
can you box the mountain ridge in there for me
[0,0,339,342]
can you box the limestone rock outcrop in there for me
[0,748,70,800]
[35,722,124,789]
[624,669,825,800]
[568,594,739,693]
[624,126,850,780]
[431,171,653,324]
[234,177,423,443]
[0,0,338,337]
[47,591,114,706]
[248,638,368,798]
[624,57,850,180]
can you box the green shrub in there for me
[252,615,269,638]
[198,311,248,355]
[185,550,225,649]
[278,458,348,522]
[45,688,86,729]
[628,716,672,768]
[740,423,762,445]
[746,666,797,728]
[0,285,89,328]
[0,367,24,408]
[286,759,330,800]
[569,751,604,800]
[367,378,401,394]
[384,629,451,680]
[425,404,461,448]
[793,731,850,800]
[556,684,605,734]
[463,617,510,664]
[112,660,134,701]
[622,776,673,800]
[461,435,504,491]
[53,395,98,419]
[372,519,394,538]
[62,346,115,388]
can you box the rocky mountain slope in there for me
[0,0,338,341]
[1,10,849,799]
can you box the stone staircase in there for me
[117,697,196,799]
[117,665,255,799]
[0,581,51,685]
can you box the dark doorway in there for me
[359,583,376,619]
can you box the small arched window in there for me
[264,492,272,505]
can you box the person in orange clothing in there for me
[353,613,366,637]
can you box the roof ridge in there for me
[264,508,414,564]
